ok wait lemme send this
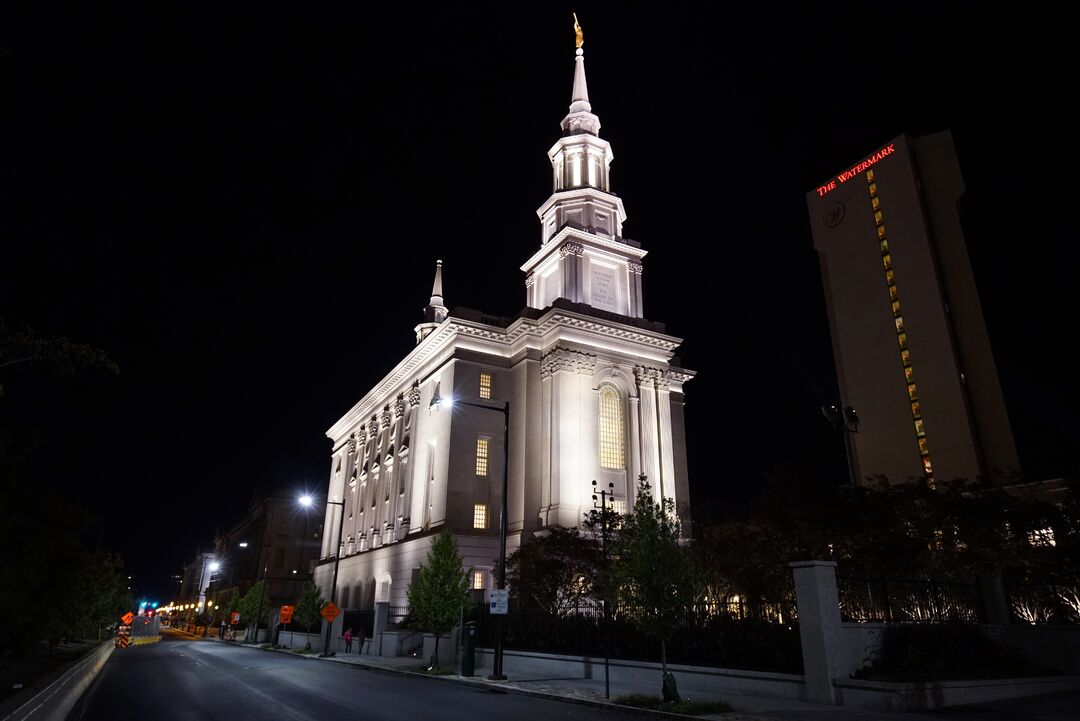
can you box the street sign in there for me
[121,612,134,625]
[320,602,340,622]
[489,589,509,615]
[230,612,240,624]
[280,605,295,624]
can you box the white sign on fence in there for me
[489,589,509,615]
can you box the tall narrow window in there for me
[473,569,487,590]
[473,503,487,530]
[599,386,625,470]
[475,437,489,477]
[479,372,492,399]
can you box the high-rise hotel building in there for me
[807,132,1018,486]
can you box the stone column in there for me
[789,560,842,705]
[373,601,390,656]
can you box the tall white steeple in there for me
[414,260,448,344]
[522,16,647,318]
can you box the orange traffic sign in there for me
[121,612,135,625]
[280,605,295,624]
[320,602,340,622]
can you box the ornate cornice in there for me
[525,271,536,288]
[380,405,392,429]
[541,346,597,378]
[394,394,405,419]
[407,381,421,408]
[628,260,643,275]
[559,241,584,258]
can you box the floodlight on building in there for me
[239,542,249,548]
[299,495,314,508]
[209,562,221,572]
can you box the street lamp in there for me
[432,392,510,681]
[300,493,343,657]
[822,403,859,490]
[591,480,615,700]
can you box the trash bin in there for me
[461,621,478,677]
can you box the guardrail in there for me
[1,639,113,721]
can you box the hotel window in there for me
[874,210,883,225]
[882,254,892,270]
[866,169,875,182]
[598,386,625,469]
[877,225,887,239]
[473,503,487,530]
[880,240,889,253]
[918,437,929,455]
[911,401,921,416]
[890,286,899,301]
[901,349,911,364]
[897,333,908,349]
[891,300,901,316]
[886,270,895,284]
[907,383,918,401]
[869,182,878,196]
[895,316,904,332]
[475,437,489,477]
[922,457,933,473]
[905,366,915,382]
[479,372,493,400]
[915,419,925,436]
[473,569,487,590]
[872,196,881,210]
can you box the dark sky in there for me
[1,3,1074,599]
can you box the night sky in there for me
[1,3,1074,600]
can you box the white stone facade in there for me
[314,40,694,612]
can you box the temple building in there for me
[313,28,695,611]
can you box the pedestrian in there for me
[219,619,226,639]
[343,627,353,654]
[355,625,365,654]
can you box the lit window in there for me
[872,196,881,210]
[905,366,915,382]
[475,438,489,477]
[479,372,492,400]
[473,570,486,590]
[609,499,627,515]
[911,402,921,418]
[886,270,895,284]
[890,286,899,301]
[880,239,889,253]
[473,503,487,529]
[869,182,878,196]
[877,225,887,239]
[882,254,892,270]
[901,349,911,365]
[897,333,907,349]
[866,169,875,182]
[599,387,625,469]
[1027,527,1056,547]
[915,419,925,436]
[918,437,929,455]
[892,300,901,316]
[922,456,933,473]
[895,316,904,332]
[874,210,883,225]
[907,383,918,401]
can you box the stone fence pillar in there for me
[790,560,842,705]
[373,601,390,655]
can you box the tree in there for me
[506,526,601,616]
[0,318,118,402]
[612,475,701,702]
[235,581,266,639]
[293,582,326,651]
[407,529,472,669]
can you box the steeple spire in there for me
[415,260,448,344]
[561,14,600,136]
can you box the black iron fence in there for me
[473,599,803,674]
[1006,582,1080,625]
[838,577,984,623]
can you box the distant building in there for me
[209,492,324,611]
[807,131,1019,486]
[177,550,214,609]
[313,35,695,611]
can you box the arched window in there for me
[599,386,624,470]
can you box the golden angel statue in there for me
[573,13,584,48]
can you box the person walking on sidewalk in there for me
[356,625,365,654]
[343,627,353,654]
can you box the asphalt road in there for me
[69,631,647,721]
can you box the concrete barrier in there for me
[1,640,113,721]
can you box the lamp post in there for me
[300,493,344,657]
[822,403,860,490]
[433,392,510,681]
[591,480,614,699]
